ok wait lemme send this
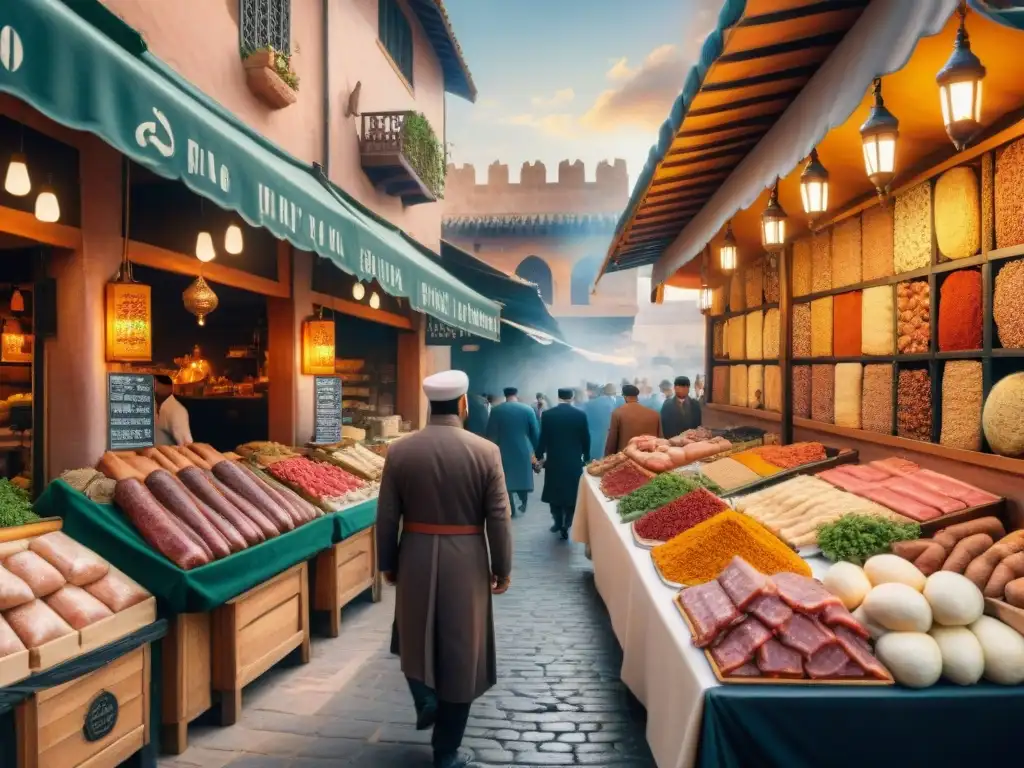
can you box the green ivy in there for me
[401,112,446,199]
[241,45,300,92]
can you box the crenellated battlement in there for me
[444,159,629,217]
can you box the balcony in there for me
[359,112,445,207]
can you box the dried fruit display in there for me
[894,183,932,273]
[764,366,781,413]
[730,365,748,407]
[896,280,930,354]
[934,167,980,260]
[835,363,863,429]
[995,137,1024,249]
[832,217,862,288]
[811,231,832,292]
[982,373,1024,457]
[763,308,780,359]
[897,369,932,442]
[748,365,764,410]
[746,311,763,361]
[730,272,745,312]
[940,361,982,451]
[793,303,811,358]
[862,286,895,356]
[833,292,862,357]
[811,365,834,424]
[938,269,982,351]
[728,316,746,359]
[862,204,894,281]
[712,366,729,404]
[792,237,813,296]
[793,366,811,418]
[746,260,764,308]
[810,297,833,357]
[994,259,1024,348]
[861,365,894,435]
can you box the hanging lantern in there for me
[195,231,216,262]
[0,318,30,363]
[224,222,244,255]
[369,292,381,310]
[698,285,713,314]
[761,179,787,252]
[4,153,30,197]
[302,312,336,375]
[937,3,986,151]
[860,78,899,196]
[352,282,366,301]
[800,148,830,218]
[183,276,218,326]
[719,222,738,274]
[34,184,60,223]
[105,279,152,362]
[9,288,24,314]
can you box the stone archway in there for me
[515,255,554,305]
[570,254,604,305]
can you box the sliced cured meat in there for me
[717,556,775,610]
[909,469,999,507]
[833,625,890,680]
[679,580,741,648]
[729,662,762,678]
[881,476,965,514]
[772,573,842,613]
[747,594,793,629]
[821,603,870,639]
[836,464,892,483]
[816,468,872,493]
[805,644,852,679]
[756,638,804,678]
[839,660,866,677]
[858,486,942,521]
[777,613,836,657]
[710,617,773,674]
[868,457,920,477]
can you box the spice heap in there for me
[753,442,826,469]
[862,286,895,355]
[599,462,651,499]
[940,361,983,451]
[793,304,811,358]
[832,292,862,357]
[934,166,980,260]
[897,369,932,441]
[764,366,781,413]
[832,217,863,288]
[730,451,783,478]
[633,488,729,543]
[938,269,982,351]
[651,511,811,586]
[810,297,833,357]
[896,280,930,354]
[793,366,811,418]
[811,231,832,292]
[811,364,835,424]
[861,203,894,281]
[618,473,721,522]
[834,363,863,429]
[995,137,1024,249]
[861,365,894,434]
[763,308,780,359]
[792,238,812,296]
[994,259,1024,348]
[894,182,932,273]
[699,457,762,492]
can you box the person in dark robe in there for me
[377,370,513,768]
[466,392,489,436]
[660,375,702,439]
[534,387,590,539]
[486,387,540,516]
[605,384,662,455]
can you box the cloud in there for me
[606,58,635,82]
[582,44,689,133]
[531,88,575,107]
[505,113,577,138]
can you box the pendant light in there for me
[34,180,60,223]
[352,282,366,301]
[9,288,24,313]
[301,307,336,375]
[183,276,219,326]
[698,285,713,314]
[860,78,899,197]
[195,199,216,262]
[800,148,830,219]
[369,291,381,310]
[937,2,986,151]
[698,248,712,315]
[224,221,244,255]
[719,222,738,274]
[4,154,29,197]
[761,179,787,252]
[105,162,153,362]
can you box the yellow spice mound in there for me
[652,511,810,586]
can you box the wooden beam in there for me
[686,88,801,119]
[311,291,414,330]
[0,205,81,249]
[650,167,729,189]
[127,240,290,298]
[661,142,755,170]
[738,1,866,28]
[699,65,816,94]
[716,32,844,64]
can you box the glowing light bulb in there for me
[352,282,366,301]
[196,231,216,262]
[369,292,380,310]
[4,154,30,196]
[224,223,244,255]
[34,186,60,222]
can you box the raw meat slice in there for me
[748,594,793,629]
[821,603,870,639]
[679,581,741,648]
[772,573,842,613]
[868,457,920,476]
[839,660,866,677]
[835,464,892,483]
[730,662,762,678]
[756,638,804,678]
[805,644,853,678]
[777,613,836,657]
[859,486,942,521]
[816,468,872,493]
[710,617,773,674]
[717,556,775,610]
[908,469,999,507]
[833,625,890,680]
[881,476,965,514]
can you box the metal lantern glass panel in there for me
[699,285,713,313]
[720,224,738,273]
[800,149,829,217]
[182,276,219,326]
[302,317,336,375]
[105,281,152,362]
[860,79,899,193]
[761,182,787,252]
[937,6,986,151]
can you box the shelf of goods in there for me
[37,442,381,755]
[0,518,163,768]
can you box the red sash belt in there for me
[404,522,484,536]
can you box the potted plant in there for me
[401,112,446,200]
[242,46,299,109]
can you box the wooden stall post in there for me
[779,244,793,444]
[160,613,212,755]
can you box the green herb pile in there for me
[817,514,920,565]
[618,473,722,523]
[0,478,37,528]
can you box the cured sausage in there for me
[85,571,150,612]
[211,461,294,532]
[114,478,210,570]
[0,614,26,657]
[98,452,144,482]
[0,564,33,610]
[240,464,311,524]
[141,447,179,473]
[5,600,74,648]
[45,585,113,629]
[145,470,232,559]
[204,471,279,540]
[189,443,227,466]
[942,533,995,575]
[192,493,247,554]
[29,532,109,586]
[178,446,212,470]
[157,445,192,470]
[122,454,163,479]
[4,551,66,597]
[178,466,263,545]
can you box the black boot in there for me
[434,748,473,768]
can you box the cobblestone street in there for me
[159,487,655,767]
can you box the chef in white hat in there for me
[376,370,513,768]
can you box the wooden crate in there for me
[80,597,157,654]
[16,645,151,768]
[160,613,211,755]
[312,527,382,638]
[0,648,30,687]
[211,562,310,726]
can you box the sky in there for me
[443,0,725,189]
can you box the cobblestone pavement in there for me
[160,485,656,767]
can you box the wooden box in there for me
[0,648,30,687]
[312,527,382,638]
[30,632,80,672]
[211,562,310,726]
[79,597,157,654]
[160,613,211,756]
[16,644,151,768]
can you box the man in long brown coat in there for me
[605,383,663,455]
[376,369,513,768]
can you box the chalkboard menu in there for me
[314,375,342,444]
[108,373,155,450]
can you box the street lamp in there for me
[800,148,829,219]
[937,3,986,151]
[860,78,899,197]
[720,221,738,274]
[761,179,787,252]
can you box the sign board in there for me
[83,691,119,742]
[108,373,155,450]
[314,375,343,444]
[426,316,474,346]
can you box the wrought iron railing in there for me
[360,111,445,199]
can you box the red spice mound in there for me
[833,291,863,356]
[600,463,650,499]
[753,442,827,469]
[938,269,982,352]
[634,488,729,542]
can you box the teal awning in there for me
[0,0,500,340]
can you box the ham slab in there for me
[836,464,892,484]
[748,594,793,629]
[868,457,920,477]
[816,468,873,494]
[834,625,890,680]
[756,638,804,678]
[772,573,842,613]
[912,469,1000,507]
[730,662,762,678]
[821,603,870,639]
[717,556,775,610]
[858,486,942,522]
[805,644,853,678]
[679,580,741,648]
[710,617,773,674]
[881,476,965,514]
[777,613,836,657]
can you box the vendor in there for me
[154,374,193,446]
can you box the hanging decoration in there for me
[195,199,216,262]
[698,248,712,314]
[105,162,152,362]
[4,153,29,197]
[224,221,244,255]
[302,308,336,375]
[800,148,830,219]
[761,179,787,252]
[860,78,899,197]
[352,282,366,301]
[183,276,219,326]
[34,179,60,223]
[720,222,738,274]
[9,288,24,314]
[369,292,381,310]
[937,2,986,151]
[1,318,31,363]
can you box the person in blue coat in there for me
[583,383,617,460]
[486,387,540,516]
[465,392,490,436]
[535,388,590,539]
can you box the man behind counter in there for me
[154,375,193,446]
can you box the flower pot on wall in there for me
[243,49,297,110]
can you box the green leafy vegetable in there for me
[0,478,37,528]
[618,473,722,522]
[817,514,920,565]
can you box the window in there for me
[515,256,553,305]
[378,0,414,87]
[240,0,291,53]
